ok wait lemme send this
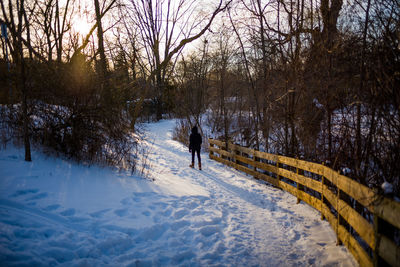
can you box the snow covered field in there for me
[0,120,357,266]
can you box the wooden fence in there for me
[208,138,400,267]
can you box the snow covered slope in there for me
[0,120,357,266]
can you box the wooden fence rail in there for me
[208,138,400,267]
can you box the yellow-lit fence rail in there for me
[208,138,400,267]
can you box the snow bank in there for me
[0,120,357,266]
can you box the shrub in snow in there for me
[381,181,394,195]
[342,167,352,175]
[0,54,138,170]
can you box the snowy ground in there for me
[0,120,357,266]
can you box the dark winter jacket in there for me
[189,126,202,151]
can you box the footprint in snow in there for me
[69,216,89,223]
[120,198,131,205]
[154,201,168,209]
[135,223,168,242]
[170,167,179,175]
[10,189,39,198]
[90,208,110,218]
[60,208,75,216]
[114,208,128,217]
[170,220,190,231]
[26,192,48,201]
[132,192,155,202]
[44,204,61,211]
[173,209,189,219]
[200,225,220,237]
[160,208,173,217]
[184,200,200,210]
[142,210,151,217]
[290,231,301,241]
[192,210,206,216]
[132,196,141,202]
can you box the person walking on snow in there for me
[189,126,202,170]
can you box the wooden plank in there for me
[227,143,238,155]
[231,143,254,156]
[254,172,280,187]
[208,139,226,148]
[338,199,375,249]
[236,155,281,177]
[277,167,322,193]
[337,174,375,210]
[210,154,234,168]
[236,163,258,177]
[324,168,376,211]
[213,154,258,177]
[235,154,254,166]
[295,173,322,194]
[233,145,325,177]
[253,150,326,176]
[253,160,279,174]
[217,148,233,158]
[297,191,322,212]
[209,146,232,158]
[279,181,297,196]
[321,203,338,231]
[209,146,222,154]
[253,150,279,162]
[234,154,283,179]
[338,225,373,267]
[212,153,280,187]
[278,156,325,176]
[322,185,338,210]
[373,214,379,267]
[374,197,400,230]
[226,142,238,151]
[208,138,217,145]
[378,234,400,267]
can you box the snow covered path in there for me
[0,120,356,266]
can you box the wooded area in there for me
[209,138,400,267]
[1,0,399,189]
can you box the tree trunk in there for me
[320,0,343,164]
[17,0,31,161]
[94,0,110,102]
[21,58,31,162]
[356,0,371,180]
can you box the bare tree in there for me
[1,0,32,161]
[125,0,232,120]
[175,38,211,129]
[228,5,262,150]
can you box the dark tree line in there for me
[173,0,400,195]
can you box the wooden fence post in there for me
[276,159,280,182]
[296,163,304,204]
[296,159,301,204]
[336,183,342,246]
[253,149,258,173]
[373,213,380,267]
[232,143,239,171]
[222,141,226,160]
[321,162,325,220]
[209,140,214,159]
